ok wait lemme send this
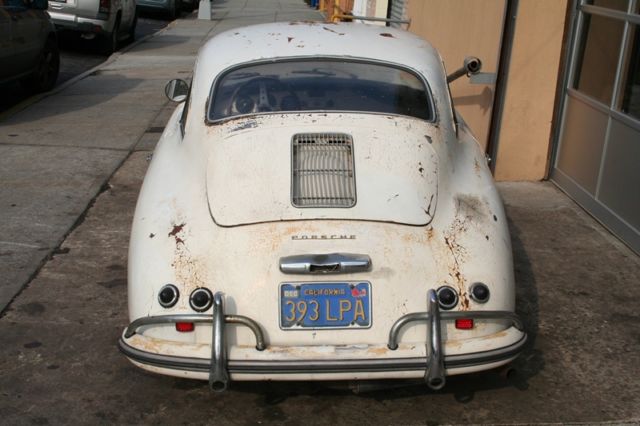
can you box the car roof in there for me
[194,22,445,85]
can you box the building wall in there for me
[404,0,568,181]
[493,0,569,181]
[406,0,506,151]
[332,0,570,181]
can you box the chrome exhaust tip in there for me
[426,376,446,390]
[209,379,228,393]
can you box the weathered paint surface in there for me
[125,22,521,381]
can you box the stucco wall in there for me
[493,0,568,181]
[406,0,506,151]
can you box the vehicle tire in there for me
[20,37,60,93]
[167,0,178,20]
[182,0,196,12]
[100,16,121,55]
[126,11,137,43]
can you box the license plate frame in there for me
[279,282,372,330]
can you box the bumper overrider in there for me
[119,290,526,392]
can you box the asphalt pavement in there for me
[0,0,639,424]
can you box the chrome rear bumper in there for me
[120,290,526,391]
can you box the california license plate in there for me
[279,282,371,329]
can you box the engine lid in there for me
[206,115,438,227]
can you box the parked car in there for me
[136,0,195,19]
[0,0,59,92]
[47,0,136,54]
[119,22,527,392]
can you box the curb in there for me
[0,16,181,124]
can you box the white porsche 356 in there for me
[119,22,526,392]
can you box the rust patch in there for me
[443,218,470,310]
[440,195,493,311]
[170,223,208,301]
[168,223,185,245]
[426,227,434,240]
[367,347,390,356]
[380,33,394,38]
[482,330,509,340]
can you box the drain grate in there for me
[291,133,356,208]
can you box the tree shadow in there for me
[1,74,147,125]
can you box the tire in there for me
[167,0,178,20]
[21,37,60,93]
[182,0,196,12]
[126,11,137,44]
[100,17,120,55]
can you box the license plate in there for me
[279,282,371,329]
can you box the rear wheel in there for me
[126,11,138,43]
[21,37,60,93]
[100,17,121,55]
[182,0,196,12]
[167,0,178,19]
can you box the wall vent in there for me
[291,133,356,208]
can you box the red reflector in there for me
[455,319,474,330]
[175,322,195,332]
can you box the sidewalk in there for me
[0,0,325,312]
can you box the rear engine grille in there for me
[291,133,356,208]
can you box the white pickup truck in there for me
[48,0,137,54]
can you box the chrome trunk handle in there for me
[279,253,371,274]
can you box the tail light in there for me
[158,284,179,308]
[469,282,490,303]
[190,288,213,312]
[436,286,458,310]
[175,322,195,332]
[99,0,110,14]
[455,319,474,330]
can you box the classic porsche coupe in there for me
[119,21,526,392]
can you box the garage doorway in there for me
[552,0,640,254]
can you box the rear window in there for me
[208,60,433,122]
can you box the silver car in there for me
[0,0,59,92]
[47,0,137,54]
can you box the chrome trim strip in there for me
[118,334,527,375]
[279,253,371,274]
[209,292,229,392]
[388,310,524,350]
[124,313,266,351]
[425,290,445,389]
